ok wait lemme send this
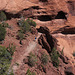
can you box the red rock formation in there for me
[38,26,57,53]
[0,0,75,75]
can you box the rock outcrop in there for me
[0,0,70,20]
[38,26,57,53]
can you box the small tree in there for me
[0,11,7,21]
[0,24,6,41]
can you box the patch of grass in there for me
[50,48,59,67]
[28,53,37,67]
[26,69,36,75]
[41,52,49,65]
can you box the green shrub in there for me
[28,53,37,67]
[26,18,36,27]
[17,31,25,45]
[1,22,9,28]
[0,46,12,75]
[50,48,59,67]
[26,69,36,75]
[17,18,30,33]
[17,31,24,40]
[41,52,49,65]
[7,43,16,56]
[22,21,30,33]
[0,24,6,41]
[0,11,7,21]
[17,18,36,34]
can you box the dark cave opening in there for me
[39,0,48,2]
[55,11,67,20]
[61,29,75,34]
[0,11,21,20]
[4,12,21,20]
[53,26,75,34]
[61,26,75,34]
[38,15,52,21]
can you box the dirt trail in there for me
[12,33,42,73]
[19,32,42,61]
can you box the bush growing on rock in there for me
[22,21,30,33]
[41,52,49,65]
[0,11,7,21]
[18,18,30,33]
[28,53,37,67]
[7,43,16,56]
[17,31,25,45]
[0,24,6,41]
[50,48,59,67]
[17,31,24,40]
[26,18,36,27]
[1,22,9,28]
[0,46,12,75]
[17,18,36,34]
[26,69,36,75]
